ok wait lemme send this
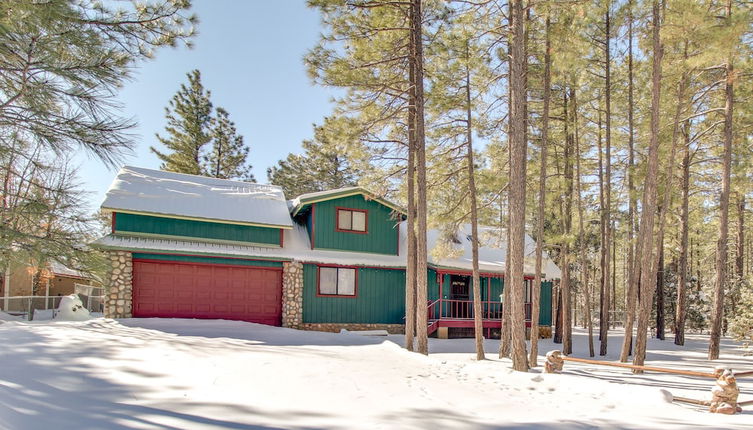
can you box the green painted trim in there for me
[116,230,282,248]
[92,242,293,262]
[132,253,283,267]
[291,189,406,217]
[311,246,404,258]
[298,260,405,271]
[103,207,293,230]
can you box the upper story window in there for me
[336,207,368,233]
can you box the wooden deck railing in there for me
[427,299,533,321]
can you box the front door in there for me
[449,275,470,318]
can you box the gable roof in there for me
[289,187,406,217]
[101,166,294,229]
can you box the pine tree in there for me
[152,70,213,175]
[0,0,195,165]
[203,108,254,182]
[267,124,359,198]
[508,0,529,372]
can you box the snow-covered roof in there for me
[94,221,561,279]
[290,187,406,217]
[101,166,293,229]
[423,224,562,279]
[48,260,87,279]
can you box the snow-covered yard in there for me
[0,318,751,429]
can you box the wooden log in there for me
[734,370,753,378]
[672,395,710,406]
[560,356,718,378]
[739,399,753,407]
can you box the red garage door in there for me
[132,260,282,325]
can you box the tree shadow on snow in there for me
[0,322,337,430]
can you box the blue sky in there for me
[76,1,338,210]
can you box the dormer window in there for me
[336,207,367,233]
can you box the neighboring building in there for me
[94,166,561,338]
[1,260,95,298]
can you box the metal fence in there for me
[1,293,104,321]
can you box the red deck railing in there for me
[427,299,532,322]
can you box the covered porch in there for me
[426,268,551,338]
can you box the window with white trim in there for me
[336,208,367,232]
[318,267,357,296]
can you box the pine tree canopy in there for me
[203,107,255,182]
[0,0,196,166]
[152,69,213,175]
[268,125,359,198]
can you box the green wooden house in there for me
[95,166,561,338]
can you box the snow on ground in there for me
[0,319,751,430]
[0,310,21,321]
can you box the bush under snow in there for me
[53,294,91,321]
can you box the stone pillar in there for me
[281,261,303,329]
[105,251,133,319]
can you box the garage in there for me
[132,260,282,325]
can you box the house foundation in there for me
[301,323,405,334]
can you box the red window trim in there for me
[316,264,359,298]
[111,213,116,234]
[334,206,368,234]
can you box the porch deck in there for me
[426,299,533,336]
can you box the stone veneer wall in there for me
[105,251,133,318]
[301,323,405,334]
[281,261,303,329]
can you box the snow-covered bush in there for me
[54,294,91,321]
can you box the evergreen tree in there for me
[267,124,358,198]
[152,70,213,175]
[203,107,254,182]
[0,0,195,165]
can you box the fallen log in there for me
[558,356,718,378]
[672,396,710,406]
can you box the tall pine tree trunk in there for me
[674,120,691,345]
[632,0,663,370]
[655,233,665,339]
[561,89,574,355]
[574,90,594,357]
[507,0,528,371]
[620,0,638,362]
[653,44,690,342]
[464,61,485,361]
[600,3,612,356]
[709,61,733,360]
[404,2,418,352]
[529,16,551,368]
[410,0,429,356]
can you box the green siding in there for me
[490,277,504,302]
[114,212,281,245]
[132,253,283,268]
[539,281,553,326]
[428,269,439,301]
[302,264,406,324]
[312,195,399,255]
